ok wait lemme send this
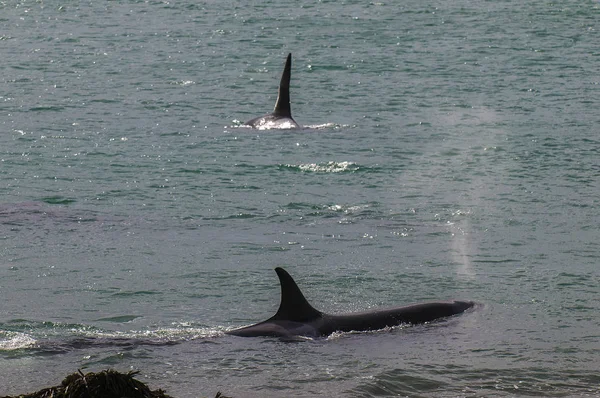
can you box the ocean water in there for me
[1,0,599,397]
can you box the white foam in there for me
[0,331,37,350]
[303,161,356,173]
[75,325,225,341]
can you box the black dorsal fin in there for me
[272,53,293,118]
[271,267,321,322]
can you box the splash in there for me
[284,161,359,173]
[229,121,345,129]
[0,331,37,351]
[72,323,225,342]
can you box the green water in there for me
[1,1,599,396]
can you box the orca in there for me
[226,267,475,338]
[244,53,300,129]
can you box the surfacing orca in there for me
[244,53,300,129]
[226,267,475,338]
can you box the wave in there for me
[228,121,345,130]
[0,321,224,353]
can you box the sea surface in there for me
[1,1,599,397]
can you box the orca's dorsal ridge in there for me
[226,268,475,338]
[243,53,300,129]
[272,267,322,322]
[272,53,292,118]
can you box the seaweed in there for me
[1,369,230,398]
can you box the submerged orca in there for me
[244,53,300,129]
[226,267,475,338]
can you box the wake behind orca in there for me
[226,268,475,338]
[243,53,300,129]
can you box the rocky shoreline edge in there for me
[1,369,230,398]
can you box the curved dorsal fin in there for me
[272,53,293,118]
[271,267,321,322]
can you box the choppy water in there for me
[1,1,599,397]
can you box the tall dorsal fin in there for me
[271,267,321,322]
[272,53,293,118]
